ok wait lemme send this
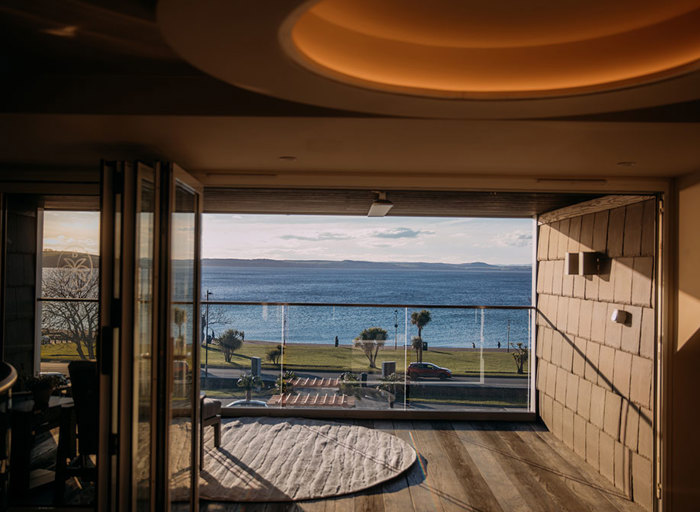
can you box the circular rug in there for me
[171,417,416,502]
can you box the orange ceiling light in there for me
[289,0,700,97]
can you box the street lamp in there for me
[204,289,213,387]
[394,309,398,350]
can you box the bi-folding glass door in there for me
[99,162,202,512]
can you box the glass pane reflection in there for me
[134,174,155,510]
[169,184,196,506]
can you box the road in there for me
[202,366,529,388]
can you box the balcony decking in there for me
[199,420,642,512]
[267,393,356,408]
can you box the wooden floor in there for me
[200,420,643,512]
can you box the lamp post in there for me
[204,289,213,388]
[506,318,510,353]
[394,309,398,350]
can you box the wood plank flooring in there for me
[200,421,642,512]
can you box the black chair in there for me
[200,395,221,466]
[0,362,17,508]
[54,360,98,503]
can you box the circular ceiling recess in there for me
[290,0,700,96]
[157,0,700,118]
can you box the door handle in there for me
[99,326,113,375]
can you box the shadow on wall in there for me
[536,197,657,509]
[538,314,652,430]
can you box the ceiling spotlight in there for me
[368,191,394,217]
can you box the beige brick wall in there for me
[536,199,655,510]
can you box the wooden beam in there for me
[538,194,654,224]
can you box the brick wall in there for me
[536,199,655,510]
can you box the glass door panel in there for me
[100,162,201,512]
[133,169,156,510]
[168,181,199,509]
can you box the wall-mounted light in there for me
[565,251,605,275]
[368,191,393,217]
[579,252,603,275]
[611,309,631,325]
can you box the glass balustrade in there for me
[200,302,534,413]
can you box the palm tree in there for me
[411,336,423,361]
[237,373,262,402]
[410,310,431,362]
[353,327,387,368]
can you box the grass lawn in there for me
[41,342,90,361]
[43,340,530,377]
[202,340,529,377]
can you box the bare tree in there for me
[41,265,99,360]
[200,304,233,344]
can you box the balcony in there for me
[200,301,535,418]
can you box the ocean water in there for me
[201,266,533,349]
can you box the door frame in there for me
[99,162,203,512]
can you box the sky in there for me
[41,212,534,265]
[43,211,100,254]
[203,215,534,265]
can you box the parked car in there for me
[227,399,268,407]
[407,362,452,380]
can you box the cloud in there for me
[494,231,533,247]
[280,232,352,241]
[373,227,433,239]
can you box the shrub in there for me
[378,373,404,408]
[275,371,297,395]
[512,342,528,374]
[266,344,282,366]
[218,329,244,363]
[337,372,363,400]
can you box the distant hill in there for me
[202,258,530,272]
[42,250,99,268]
[42,252,529,272]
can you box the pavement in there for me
[201,366,529,388]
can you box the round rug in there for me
[171,417,416,502]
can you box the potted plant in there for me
[337,372,363,401]
[237,373,262,402]
[25,374,61,410]
[378,373,405,408]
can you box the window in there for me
[200,214,535,414]
[38,210,100,375]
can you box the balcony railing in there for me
[200,301,536,416]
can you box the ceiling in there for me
[291,0,700,96]
[158,0,700,118]
[0,0,699,188]
[204,189,604,217]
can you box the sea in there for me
[201,266,532,349]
